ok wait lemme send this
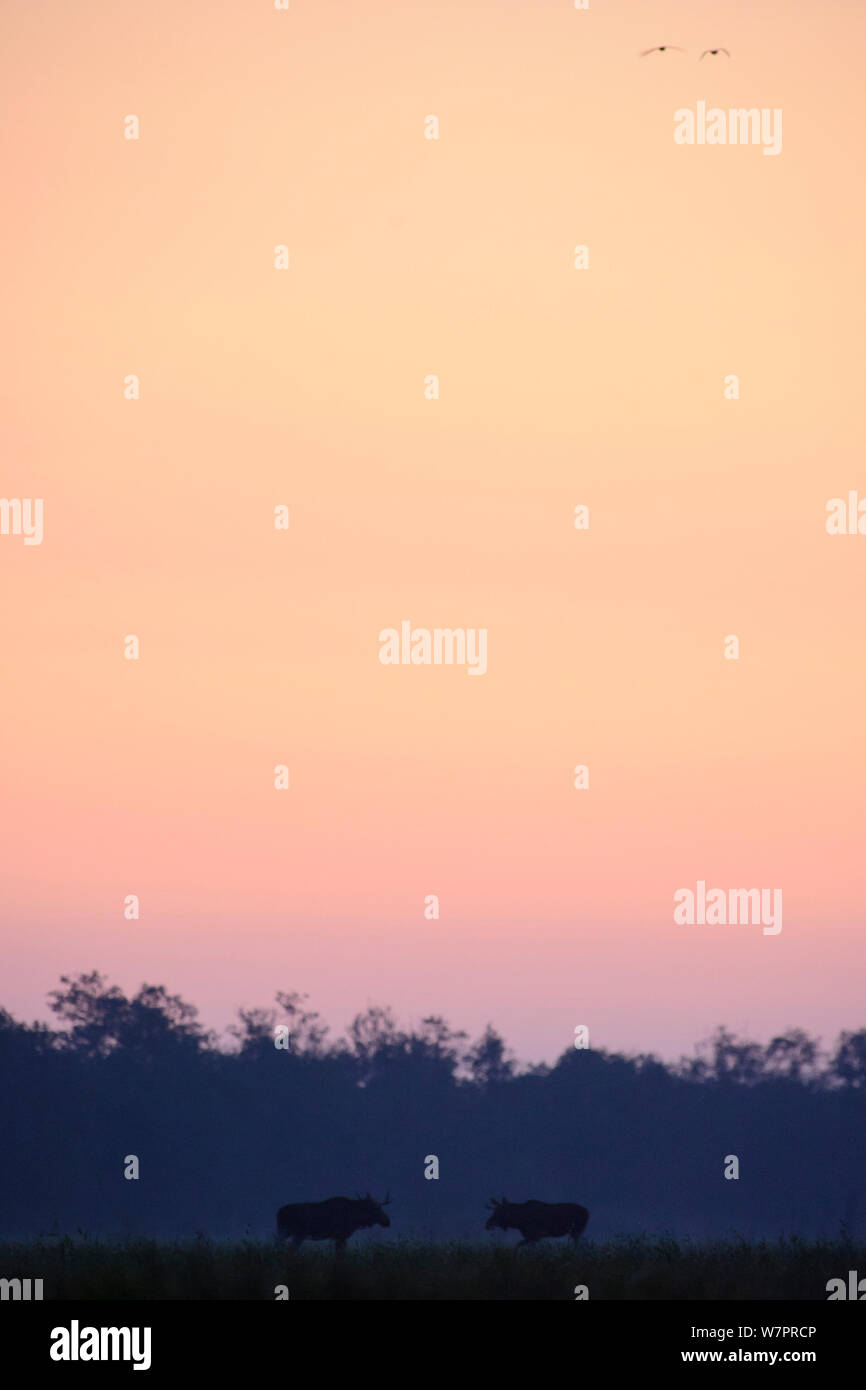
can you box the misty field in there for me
[2,1235,861,1300]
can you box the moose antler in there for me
[382,1190,392,1205]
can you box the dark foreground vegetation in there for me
[2,972,866,1240]
[2,1235,861,1300]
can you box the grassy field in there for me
[1,1235,861,1300]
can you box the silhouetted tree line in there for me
[1,972,864,1241]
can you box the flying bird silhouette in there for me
[640,46,684,56]
[700,48,730,59]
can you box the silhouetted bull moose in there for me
[485,1197,589,1245]
[276,1193,392,1251]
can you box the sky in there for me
[2,0,865,1066]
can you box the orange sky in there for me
[2,0,865,1063]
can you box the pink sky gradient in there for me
[2,0,865,1064]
